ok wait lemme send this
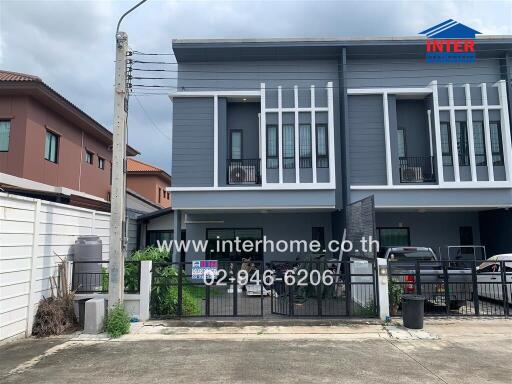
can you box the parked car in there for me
[381,247,473,310]
[476,254,512,304]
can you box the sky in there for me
[1,0,511,173]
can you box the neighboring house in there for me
[167,35,512,263]
[0,70,138,210]
[127,158,171,208]
[136,208,186,254]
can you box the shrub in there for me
[105,304,131,338]
[161,286,201,316]
[130,246,170,262]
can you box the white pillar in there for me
[139,260,152,321]
[382,92,393,185]
[481,83,494,181]
[327,82,335,185]
[260,83,267,186]
[377,258,390,321]
[26,199,41,336]
[496,80,512,182]
[310,85,317,183]
[448,84,460,182]
[278,86,283,184]
[294,85,300,183]
[213,95,218,188]
[430,81,444,184]
[465,84,477,182]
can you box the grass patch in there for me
[105,304,131,338]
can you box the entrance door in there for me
[206,228,263,263]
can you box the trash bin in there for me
[402,294,425,329]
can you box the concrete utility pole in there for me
[108,30,129,309]
[109,0,148,310]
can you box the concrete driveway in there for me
[1,319,511,384]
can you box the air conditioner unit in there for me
[401,166,423,182]
[229,164,256,184]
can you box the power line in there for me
[132,95,171,141]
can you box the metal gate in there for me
[150,261,265,318]
[270,259,379,317]
[389,259,511,317]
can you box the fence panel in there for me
[0,193,112,342]
[389,259,511,317]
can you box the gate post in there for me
[139,260,152,321]
[376,258,390,321]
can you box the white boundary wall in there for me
[0,193,111,342]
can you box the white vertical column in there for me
[481,83,494,181]
[213,95,219,188]
[427,110,434,157]
[260,83,267,186]
[448,83,460,182]
[294,85,300,183]
[311,85,317,183]
[278,86,283,184]
[327,82,335,185]
[496,80,512,182]
[382,92,393,185]
[430,81,444,184]
[465,84,477,181]
[26,199,41,336]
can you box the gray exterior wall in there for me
[171,98,214,187]
[479,209,512,257]
[348,95,387,185]
[183,212,333,262]
[376,211,481,257]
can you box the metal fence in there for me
[389,259,511,317]
[150,260,378,319]
[270,260,378,317]
[71,261,141,294]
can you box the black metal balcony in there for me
[399,156,436,183]
[226,159,261,185]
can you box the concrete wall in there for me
[0,193,111,342]
[376,211,481,256]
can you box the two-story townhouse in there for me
[168,36,512,263]
[0,70,139,209]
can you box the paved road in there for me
[1,321,511,384]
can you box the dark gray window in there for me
[230,130,242,160]
[206,228,263,262]
[85,150,94,164]
[440,122,452,166]
[397,128,406,158]
[472,122,486,166]
[316,124,328,168]
[0,120,11,151]
[266,125,278,168]
[299,124,312,168]
[377,227,410,247]
[98,157,105,170]
[456,121,469,166]
[490,121,504,165]
[44,130,59,163]
[282,124,295,169]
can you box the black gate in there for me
[150,261,265,318]
[389,259,511,317]
[270,259,379,317]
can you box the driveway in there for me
[1,319,511,384]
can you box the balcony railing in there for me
[226,159,261,185]
[399,156,436,183]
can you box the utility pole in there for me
[108,31,129,309]
[109,0,148,310]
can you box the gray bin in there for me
[402,294,425,329]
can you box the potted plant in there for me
[388,278,403,317]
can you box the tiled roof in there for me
[0,70,41,82]
[127,158,164,173]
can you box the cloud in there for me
[0,0,510,173]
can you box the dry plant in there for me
[32,253,78,337]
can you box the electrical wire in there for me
[133,95,172,141]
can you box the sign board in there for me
[191,260,218,280]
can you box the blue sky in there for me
[1,0,511,173]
